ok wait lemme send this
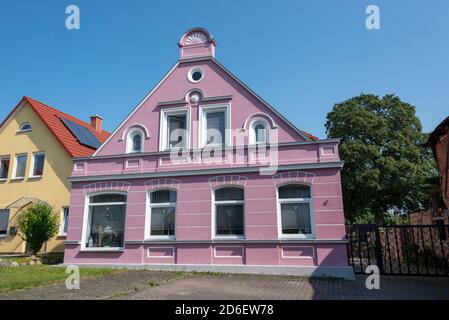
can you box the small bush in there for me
[17,202,59,255]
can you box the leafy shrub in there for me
[17,202,59,255]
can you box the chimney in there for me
[90,115,103,132]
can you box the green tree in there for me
[325,94,437,223]
[17,201,59,255]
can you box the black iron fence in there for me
[346,224,449,276]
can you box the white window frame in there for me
[126,129,144,154]
[81,192,127,251]
[249,118,269,145]
[159,107,190,151]
[59,206,70,236]
[29,152,45,178]
[187,67,205,83]
[18,122,32,133]
[199,104,231,149]
[212,186,245,240]
[0,209,10,238]
[276,184,315,240]
[145,189,177,240]
[0,155,10,181]
[12,153,27,180]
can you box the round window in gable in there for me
[188,67,204,83]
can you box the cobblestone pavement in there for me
[1,271,449,300]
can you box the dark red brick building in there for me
[410,116,449,225]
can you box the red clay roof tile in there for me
[1,96,110,158]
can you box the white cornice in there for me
[68,162,344,183]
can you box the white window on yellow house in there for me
[13,154,27,179]
[0,156,10,180]
[18,122,32,133]
[30,152,45,178]
[0,209,10,237]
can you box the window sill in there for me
[146,236,176,241]
[0,178,7,182]
[28,176,43,180]
[10,177,24,181]
[279,235,314,240]
[80,247,124,252]
[0,235,8,238]
[213,236,246,240]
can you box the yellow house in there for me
[0,96,109,254]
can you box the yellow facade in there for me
[0,101,73,254]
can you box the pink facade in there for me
[64,28,354,279]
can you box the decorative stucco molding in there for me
[179,28,215,47]
[209,175,248,188]
[243,113,278,131]
[272,171,316,186]
[70,162,343,183]
[119,123,151,141]
[185,32,208,44]
[185,89,204,103]
[83,181,131,194]
[144,178,181,191]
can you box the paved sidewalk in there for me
[1,271,449,300]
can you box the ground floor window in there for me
[148,190,176,238]
[60,207,69,236]
[214,187,244,237]
[278,184,313,238]
[0,209,10,237]
[85,193,126,248]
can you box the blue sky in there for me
[0,0,448,138]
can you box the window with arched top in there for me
[147,190,177,239]
[277,184,313,239]
[84,193,127,249]
[126,130,143,153]
[213,187,245,238]
[18,122,32,132]
[250,119,269,144]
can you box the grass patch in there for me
[0,265,121,293]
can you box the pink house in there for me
[64,28,354,279]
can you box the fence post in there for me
[373,225,384,274]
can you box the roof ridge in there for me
[23,96,101,131]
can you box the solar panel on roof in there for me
[61,118,102,149]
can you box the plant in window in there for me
[17,201,59,255]
[85,193,127,249]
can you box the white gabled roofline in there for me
[93,56,312,156]
[208,57,310,141]
[92,62,180,156]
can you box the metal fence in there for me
[346,224,449,276]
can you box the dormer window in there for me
[250,119,269,144]
[18,122,32,132]
[126,130,143,154]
